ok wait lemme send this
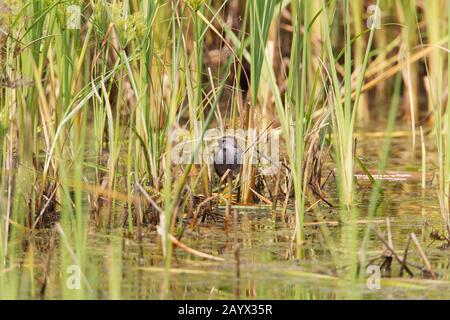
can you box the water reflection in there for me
[12,135,450,299]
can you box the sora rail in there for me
[213,136,243,177]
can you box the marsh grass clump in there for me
[1,0,450,300]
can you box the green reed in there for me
[321,0,379,209]
[445,0,450,236]
[421,0,450,236]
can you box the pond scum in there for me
[0,0,450,300]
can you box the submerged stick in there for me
[191,195,219,229]
[374,227,414,277]
[249,187,273,205]
[399,235,412,277]
[157,226,225,262]
[136,183,163,214]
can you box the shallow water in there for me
[3,134,450,300]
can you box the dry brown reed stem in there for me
[399,235,412,277]
[136,182,163,213]
[31,186,58,231]
[249,187,273,205]
[352,37,448,99]
[156,226,224,262]
[195,10,250,88]
[190,195,219,229]
[410,233,435,279]
[365,36,402,78]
